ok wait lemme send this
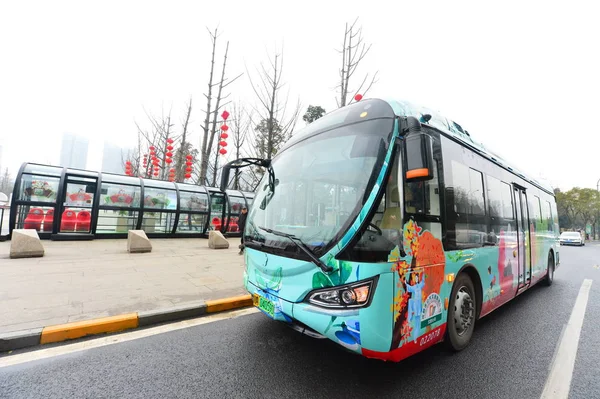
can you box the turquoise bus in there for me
[221,98,560,362]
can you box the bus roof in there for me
[384,98,555,195]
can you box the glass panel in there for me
[245,118,392,253]
[100,182,141,207]
[487,175,503,218]
[209,192,225,230]
[469,169,485,215]
[1,207,9,236]
[176,213,208,233]
[102,173,141,185]
[96,209,139,234]
[143,179,177,189]
[340,149,402,262]
[23,164,62,176]
[59,207,93,233]
[450,161,485,215]
[142,211,176,233]
[143,187,177,210]
[19,175,60,203]
[13,205,56,232]
[64,181,95,208]
[405,159,440,216]
[501,182,514,219]
[176,183,206,193]
[179,191,209,211]
[451,161,470,214]
[229,196,246,214]
[66,169,98,178]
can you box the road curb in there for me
[0,294,252,353]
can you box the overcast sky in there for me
[1,0,599,191]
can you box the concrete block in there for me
[208,230,229,249]
[10,229,45,259]
[127,230,152,253]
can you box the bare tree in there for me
[131,106,178,180]
[199,27,242,186]
[175,98,193,182]
[247,47,301,161]
[220,101,254,190]
[0,168,13,196]
[336,17,379,108]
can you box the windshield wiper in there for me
[257,226,333,273]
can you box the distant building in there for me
[101,142,126,174]
[59,133,89,169]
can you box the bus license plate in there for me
[253,293,275,318]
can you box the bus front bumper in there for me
[244,272,395,355]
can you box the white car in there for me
[559,231,584,246]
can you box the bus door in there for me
[513,186,531,289]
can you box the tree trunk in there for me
[200,28,218,185]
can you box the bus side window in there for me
[404,159,440,216]
[446,161,488,250]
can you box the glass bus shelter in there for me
[9,163,254,240]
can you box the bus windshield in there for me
[245,117,394,258]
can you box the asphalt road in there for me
[1,244,599,399]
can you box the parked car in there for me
[559,231,584,246]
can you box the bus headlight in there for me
[306,277,377,308]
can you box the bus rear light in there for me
[306,277,377,309]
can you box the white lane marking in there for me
[0,307,259,369]
[541,279,593,399]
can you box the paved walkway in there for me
[0,237,246,334]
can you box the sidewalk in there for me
[0,237,247,334]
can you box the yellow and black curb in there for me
[0,294,253,353]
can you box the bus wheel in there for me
[543,252,554,287]
[445,273,476,352]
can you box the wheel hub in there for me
[453,287,475,336]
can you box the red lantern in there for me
[166,151,173,157]
[219,141,227,147]
[165,159,172,164]
[185,173,192,179]
[185,167,192,173]
[185,161,192,166]
[126,160,131,165]
[166,145,173,151]
[149,146,155,151]
[186,154,192,159]
[354,94,363,101]
[169,168,175,172]
[220,132,228,139]
[221,110,230,120]
[219,148,227,155]
[221,124,229,132]
[166,138,174,144]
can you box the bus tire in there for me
[543,252,554,287]
[445,273,477,352]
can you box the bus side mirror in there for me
[403,122,434,182]
[220,163,231,192]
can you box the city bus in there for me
[220,98,560,362]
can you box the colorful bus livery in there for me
[222,98,559,363]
